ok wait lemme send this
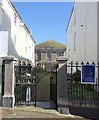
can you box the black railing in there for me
[15,63,36,106]
[67,61,99,119]
[50,80,56,103]
[50,65,58,110]
[1,61,5,97]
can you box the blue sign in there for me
[81,64,96,84]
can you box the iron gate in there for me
[1,61,4,98]
[0,60,4,106]
[67,61,99,119]
[50,65,58,110]
[15,62,36,106]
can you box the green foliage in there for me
[15,84,27,102]
[68,70,99,101]
[71,70,81,82]
[68,81,99,100]
[15,65,51,102]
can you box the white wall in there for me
[97,2,99,62]
[0,31,8,57]
[0,7,2,30]
[27,35,35,64]
[2,0,21,54]
[85,2,97,63]
[66,2,97,63]
[32,39,35,65]
[19,24,35,65]
[1,0,21,58]
[0,0,35,64]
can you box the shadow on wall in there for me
[2,11,19,58]
[2,10,28,62]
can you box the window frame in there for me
[14,35,16,45]
[14,13,17,26]
[46,51,51,61]
[37,51,41,60]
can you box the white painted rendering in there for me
[66,2,97,63]
[19,23,35,64]
[0,0,35,64]
[97,2,99,62]
[0,31,8,57]
[0,7,2,30]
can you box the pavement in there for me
[36,102,52,109]
[1,107,89,119]
[0,101,92,119]
[36,102,69,114]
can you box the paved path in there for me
[1,107,89,119]
[36,102,52,109]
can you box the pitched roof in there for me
[36,40,65,49]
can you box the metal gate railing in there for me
[50,65,58,110]
[0,63,3,106]
[15,62,36,106]
[67,61,99,119]
[1,61,4,99]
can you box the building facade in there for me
[66,2,97,63]
[0,0,35,106]
[0,0,35,65]
[35,40,66,71]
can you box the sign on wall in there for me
[81,64,96,84]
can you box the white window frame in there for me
[14,35,16,45]
[14,13,17,26]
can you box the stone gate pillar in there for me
[57,56,68,114]
[2,56,17,108]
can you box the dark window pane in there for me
[37,51,41,60]
[47,51,51,61]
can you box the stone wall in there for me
[57,56,69,113]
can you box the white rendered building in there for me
[0,0,35,65]
[66,2,97,63]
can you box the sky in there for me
[13,2,74,45]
